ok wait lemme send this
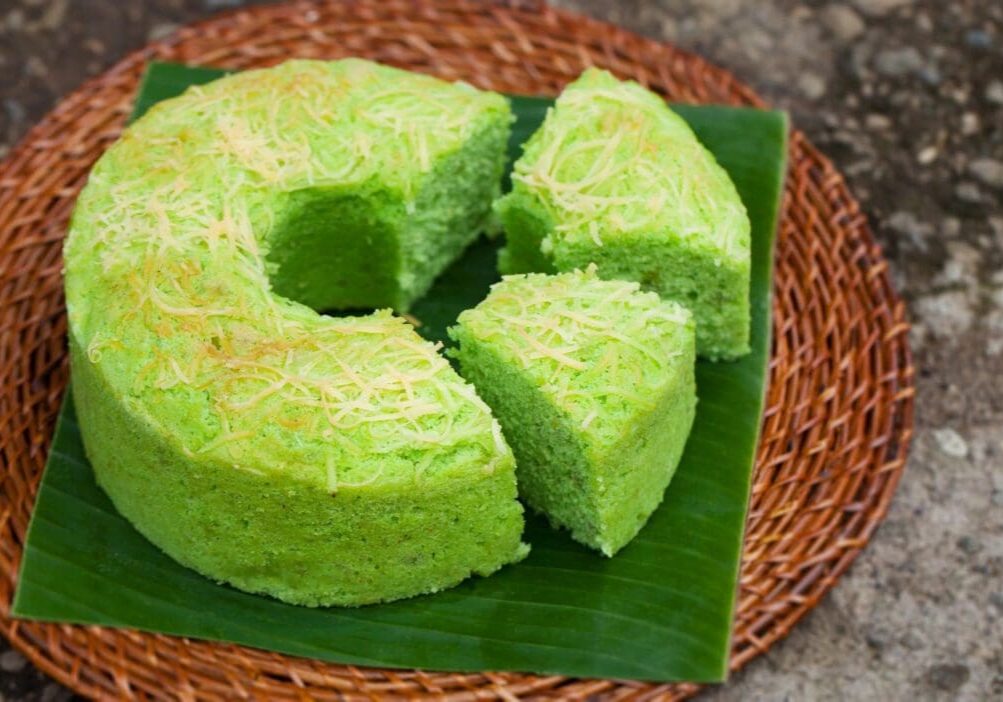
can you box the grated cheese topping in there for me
[451,266,694,433]
[64,59,513,490]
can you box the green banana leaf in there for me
[12,62,787,683]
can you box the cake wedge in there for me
[449,267,697,555]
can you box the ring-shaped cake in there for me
[64,59,528,607]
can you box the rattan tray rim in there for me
[0,2,914,699]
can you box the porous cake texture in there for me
[449,268,697,556]
[64,59,527,607]
[495,68,752,360]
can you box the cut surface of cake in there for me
[449,267,697,555]
[64,59,526,607]
[495,67,751,360]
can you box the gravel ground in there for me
[1,0,1002,700]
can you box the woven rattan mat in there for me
[0,1,914,699]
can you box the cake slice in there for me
[449,268,696,555]
[495,67,751,360]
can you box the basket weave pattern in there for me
[0,1,914,699]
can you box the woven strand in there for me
[0,1,913,699]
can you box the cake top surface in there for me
[65,59,513,490]
[504,67,749,262]
[450,267,695,446]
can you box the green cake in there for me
[64,59,528,607]
[495,68,752,360]
[449,267,697,555]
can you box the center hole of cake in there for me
[264,187,402,313]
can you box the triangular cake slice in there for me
[449,268,697,555]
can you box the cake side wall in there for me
[589,356,698,555]
[398,107,514,308]
[449,326,604,548]
[69,333,528,607]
